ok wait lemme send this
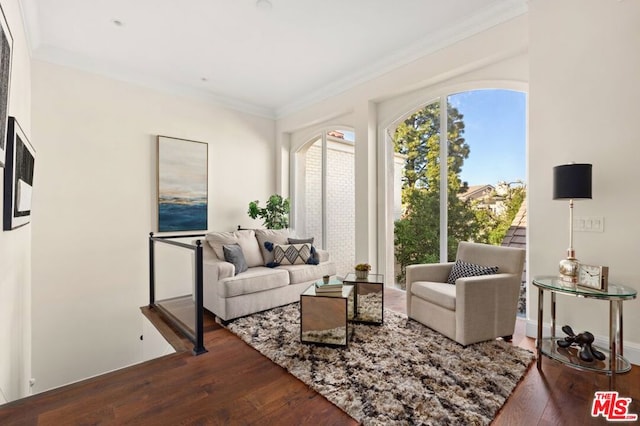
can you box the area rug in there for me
[226,303,535,425]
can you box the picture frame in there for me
[0,3,14,168]
[3,117,35,230]
[157,135,208,232]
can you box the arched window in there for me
[294,129,355,277]
[391,89,526,314]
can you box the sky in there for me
[449,89,526,186]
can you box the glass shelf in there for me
[540,337,631,374]
[533,276,637,300]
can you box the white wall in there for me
[0,0,32,402]
[528,0,640,351]
[30,60,276,393]
[278,15,529,281]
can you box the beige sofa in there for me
[202,229,336,322]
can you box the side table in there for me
[300,284,354,347]
[343,273,384,325]
[533,276,637,389]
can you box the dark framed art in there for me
[3,117,35,230]
[157,135,208,232]
[0,3,14,168]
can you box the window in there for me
[295,130,355,277]
[392,89,526,309]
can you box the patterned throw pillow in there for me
[446,259,499,284]
[273,243,313,265]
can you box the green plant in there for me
[248,194,290,229]
[355,263,371,272]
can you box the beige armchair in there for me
[406,242,525,346]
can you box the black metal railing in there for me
[148,232,207,355]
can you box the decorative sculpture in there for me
[557,325,606,362]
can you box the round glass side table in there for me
[532,276,637,389]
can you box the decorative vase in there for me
[323,275,330,284]
[355,270,369,280]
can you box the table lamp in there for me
[553,163,592,283]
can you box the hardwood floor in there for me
[1,288,637,425]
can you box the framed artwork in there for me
[3,117,35,230]
[157,135,208,232]
[0,3,14,168]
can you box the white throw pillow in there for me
[235,230,263,268]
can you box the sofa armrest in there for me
[405,263,454,315]
[406,263,454,289]
[455,273,521,344]
[203,257,235,283]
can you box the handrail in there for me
[148,232,208,355]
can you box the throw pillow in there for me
[288,237,314,245]
[446,259,499,284]
[272,243,313,265]
[255,229,290,266]
[235,229,263,268]
[287,237,319,264]
[223,244,248,275]
[205,231,238,259]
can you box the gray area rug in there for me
[227,303,535,425]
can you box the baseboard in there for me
[525,320,640,366]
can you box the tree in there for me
[394,101,478,284]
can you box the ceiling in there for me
[19,0,527,118]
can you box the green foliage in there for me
[248,194,290,229]
[393,102,474,283]
[487,186,526,245]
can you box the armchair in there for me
[406,242,525,346]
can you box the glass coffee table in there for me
[343,273,384,325]
[300,284,354,347]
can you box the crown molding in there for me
[275,0,528,119]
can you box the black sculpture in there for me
[557,325,606,362]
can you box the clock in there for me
[577,264,609,291]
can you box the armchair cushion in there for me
[446,259,498,284]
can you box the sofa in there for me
[202,228,336,322]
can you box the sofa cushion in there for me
[411,281,456,310]
[446,259,498,284]
[273,243,313,265]
[235,230,263,268]
[206,230,263,267]
[206,231,237,259]
[279,262,336,285]
[255,229,290,265]
[218,267,289,298]
[223,244,248,275]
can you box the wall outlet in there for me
[574,216,604,233]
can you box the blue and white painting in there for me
[157,136,208,232]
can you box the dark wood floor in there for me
[1,288,638,425]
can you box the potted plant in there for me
[355,263,371,279]
[248,194,290,229]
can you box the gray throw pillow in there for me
[447,259,498,284]
[223,244,248,275]
[288,237,314,244]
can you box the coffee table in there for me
[343,273,384,325]
[299,284,354,347]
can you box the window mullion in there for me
[439,96,448,262]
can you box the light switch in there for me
[574,216,604,233]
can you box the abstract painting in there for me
[157,136,208,232]
[0,4,13,168]
[3,117,35,230]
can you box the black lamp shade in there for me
[553,163,592,199]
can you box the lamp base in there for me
[559,257,579,284]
